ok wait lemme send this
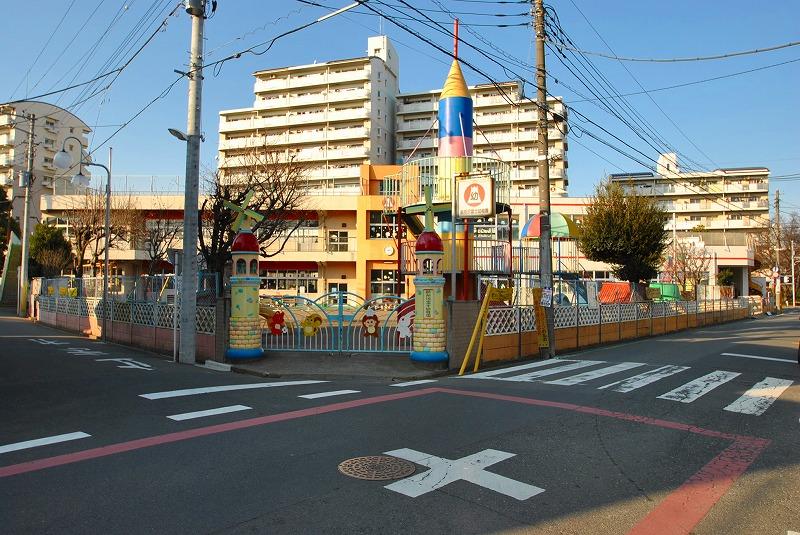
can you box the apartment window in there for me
[44,138,54,147]
[369,211,398,239]
[728,214,743,220]
[377,71,381,80]
[370,269,401,296]
[689,215,702,222]
[328,230,349,252]
[260,270,318,293]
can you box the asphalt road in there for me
[1,307,798,534]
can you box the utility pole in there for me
[792,241,797,307]
[18,114,35,317]
[178,0,205,364]
[774,189,782,312]
[534,0,554,358]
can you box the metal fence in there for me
[260,292,415,353]
[37,273,220,305]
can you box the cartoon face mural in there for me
[361,308,379,337]
[268,310,288,336]
[300,313,323,337]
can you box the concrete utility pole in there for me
[774,190,782,312]
[18,114,35,317]
[178,0,205,364]
[791,240,796,307]
[534,0,555,358]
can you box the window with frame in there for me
[369,211,398,239]
[260,269,319,293]
[370,268,402,296]
[328,230,349,251]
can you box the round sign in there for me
[463,183,486,207]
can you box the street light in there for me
[54,137,112,342]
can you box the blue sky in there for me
[2,0,798,212]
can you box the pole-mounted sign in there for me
[456,176,494,218]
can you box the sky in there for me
[1,0,798,213]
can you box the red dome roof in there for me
[232,229,259,253]
[416,230,443,252]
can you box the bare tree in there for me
[64,190,139,276]
[668,240,713,299]
[199,149,309,275]
[129,199,183,275]
[35,248,73,278]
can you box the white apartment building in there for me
[609,153,770,235]
[218,36,399,187]
[0,101,90,236]
[396,81,569,195]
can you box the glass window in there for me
[369,211,398,239]
[328,230,349,251]
[370,269,402,296]
[236,259,246,274]
[260,269,319,294]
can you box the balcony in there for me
[397,137,436,150]
[400,238,510,275]
[328,127,369,141]
[398,101,437,114]
[325,166,361,179]
[263,235,358,262]
[397,119,435,132]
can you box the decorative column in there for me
[411,186,448,363]
[226,191,265,361]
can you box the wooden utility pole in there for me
[534,0,554,357]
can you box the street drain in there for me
[338,455,416,481]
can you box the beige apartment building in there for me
[1,101,90,236]
[396,81,568,195]
[218,36,399,187]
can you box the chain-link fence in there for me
[36,273,220,304]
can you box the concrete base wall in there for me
[34,306,217,361]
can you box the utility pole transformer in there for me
[18,114,35,317]
[534,0,555,357]
[179,0,205,364]
[774,189,781,312]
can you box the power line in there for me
[549,38,800,63]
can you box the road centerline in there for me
[0,432,91,455]
[299,390,360,399]
[167,405,252,421]
[140,380,328,399]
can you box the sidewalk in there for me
[230,351,449,381]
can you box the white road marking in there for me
[140,380,327,399]
[721,352,796,364]
[28,338,68,345]
[497,360,604,382]
[462,359,575,379]
[0,432,90,454]
[390,380,438,387]
[65,347,108,356]
[167,405,252,421]
[545,362,646,386]
[384,448,544,500]
[723,378,794,416]
[299,390,360,399]
[658,371,741,403]
[96,358,153,370]
[599,365,690,393]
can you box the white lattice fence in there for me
[485,307,519,335]
[196,306,216,334]
[554,306,576,329]
[157,304,176,329]
[520,307,536,332]
[578,307,600,326]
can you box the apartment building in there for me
[1,101,90,237]
[606,153,770,294]
[396,81,569,195]
[218,36,399,188]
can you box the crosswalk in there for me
[461,359,794,417]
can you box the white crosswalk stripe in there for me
[599,365,690,393]
[459,359,794,417]
[496,360,604,382]
[545,362,646,386]
[657,371,741,403]
[723,377,794,416]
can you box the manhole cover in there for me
[338,455,416,481]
